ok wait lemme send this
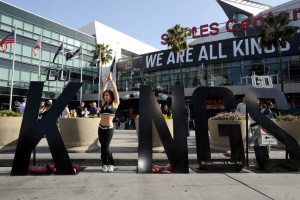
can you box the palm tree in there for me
[165,24,191,85]
[256,13,298,92]
[92,43,113,84]
[92,43,113,106]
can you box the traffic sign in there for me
[261,134,278,145]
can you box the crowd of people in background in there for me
[7,98,193,132]
[4,96,277,135]
[8,97,104,119]
[61,101,101,118]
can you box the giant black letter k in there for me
[11,81,82,175]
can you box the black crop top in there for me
[100,103,116,117]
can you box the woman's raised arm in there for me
[101,75,110,106]
[107,73,119,107]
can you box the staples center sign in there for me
[161,9,300,45]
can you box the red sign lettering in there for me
[160,8,300,45]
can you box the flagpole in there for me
[60,41,64,93]
[80,45,83,103]
[34,32,42,167]
[112,51,116,79]
[98,49,102,108]
[9,27,17,111]
[38,32,42,81]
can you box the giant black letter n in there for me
[138,85,188,173]
[11,81,82,175]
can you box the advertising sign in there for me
[117,34,300,73]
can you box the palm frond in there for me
[92,43,113,66]
[165,24,190,54]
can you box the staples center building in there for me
[116,0,300,117]
[0,1,157,109]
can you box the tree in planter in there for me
[92,44,113,106]
[165,24,191,85]
[256,12,298,92]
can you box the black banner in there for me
[117,33,300,73]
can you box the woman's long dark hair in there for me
[103,90,115,105]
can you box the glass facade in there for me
[0,2,97,104]
[233,12,249,21]
[117,55,300,93]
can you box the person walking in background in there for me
[185,104,191,137]
[89,102,99,116]
[70,109,77,117]
[76,102,85,117]
[248,100,261,148]
[262,102,274,119]
[47,100,52,111]
[162,104,172,117]
[20,98,27,114]
[226,97,247,157]
[38,101,46,121]
[12,101,21,113]
[82,107,90,117]
[61,105,71,118]
[131,118,135,129]
[124,117,130,130]
[98,72,120,173]
[116,119,121,129]
[236,97,246,114]
[41,99,52,117]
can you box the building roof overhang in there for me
[216,0,272,19]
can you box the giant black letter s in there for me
[11,81,82,175]
[246,88,300,171]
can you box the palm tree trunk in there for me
[179,51,183,85]
[277,40,284,93]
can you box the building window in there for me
[1,14,12,25]
[22,44,32,58]
[52,32,59,41]
[0,67,9,80]
[0,23,12,32]
[31,73,38,81]
[13,18,23,29]
[74,39,81,47]
[43,29,51,38]
[13,70,20,82]
[34,26,42,35]
[87,44,93,51]
[24,22,33,32]
[23,30,33,38]
[20,71,30,82]
[42,50,50,62]
[15,43,22,55]
[121,48,137,58]
[67,37,74,45]
[233,13,249,21]
[73,59,80,67]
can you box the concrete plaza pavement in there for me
[0,129,299,199]
[0,129,288,167]
[0,166,300,200]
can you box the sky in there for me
[2,0,291,50]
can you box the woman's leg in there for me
[105,128,115,165]
[98,127,109,165]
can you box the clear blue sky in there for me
[2,0,290,50]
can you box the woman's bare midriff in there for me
[100,115,114,127]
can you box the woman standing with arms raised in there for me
[99,72,119,172]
